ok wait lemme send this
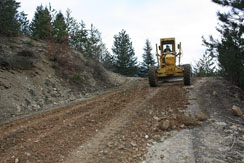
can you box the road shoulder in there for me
[145,77,244,163]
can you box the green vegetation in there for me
[30,5,53,40]
[139,39,156,77]
[193,53,216,77]
[0,50,38,70]
[0,0,152,77]
[84,24,105,60]
[52,11,68,43]
[112,30,138,76]
[0,0,28,36]
[70,74,83,84]
[202,0,244,89]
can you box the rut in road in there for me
[65,84,161,162]
[0,80,147,162]
[0,80,188,163]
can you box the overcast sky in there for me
[18,0,221,64]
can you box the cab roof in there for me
[160,38,175,42]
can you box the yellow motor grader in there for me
[149,38,192,87]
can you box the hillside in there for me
[0,36,128,124]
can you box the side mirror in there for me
[159,46,161,50]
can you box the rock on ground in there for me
[195,113,209,121]
[232,105,243,116]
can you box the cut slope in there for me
[0,36,127,124]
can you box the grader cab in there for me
[149,38,192,87]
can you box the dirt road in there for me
[0,77,243,163]
[0,78,189,162]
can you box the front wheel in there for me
[148,66,158,87]
[183,64,192,85]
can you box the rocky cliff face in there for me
[0,36,126,123]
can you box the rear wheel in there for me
[149,66,158,87]
[184,64,192,85]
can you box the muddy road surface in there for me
[0,77,244,163]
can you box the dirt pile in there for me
[0,36,127,124]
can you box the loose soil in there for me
[145,77,244,163]
[0,77,244,163]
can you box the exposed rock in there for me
[160,120,170,130]
[195,113,209,121]
[230,125,238,130]
[170,120,177,129]
[180,124,185,128]
[103,150,108,155]
[16,106,21,113]
[25,152,31,156]
[107,142,113,148]
[118,144,126,150]
[177,115,198,126]
[215,121,227,126]
[15,158,19,163]
[232,105,243,116]
[213,91,217,96]
[153,116,160,121]
[152,135,161,142]
[130,142,137,147]
[0,81,11,89]
[160,154,164,159]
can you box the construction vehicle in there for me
[149,38,192,87]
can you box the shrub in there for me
[70,74,83,84]
[25,40,34,47]
[12,55,34,69]
[17,50,35,57]
[0,50,38,70]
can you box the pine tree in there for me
[101,50,115,70]
[84,24,106,61]
[0,0,20,36]
[193,52,216,77]
[64,9,108,61]
[65,9,79,48]
[0,0,29,36]
[65,9,74,36]
[203,0,244,88]
[18,11,30,36]
[137,63,148,77]
[112,29,138,76]
[141,39,156,76]
[52,11,68,43]
[30,5,53,40]
[142,39,155,68]
[64,9,89,51]
[69,20,88,52]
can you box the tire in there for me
[184,64,192,86]
[149,66,158,87]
